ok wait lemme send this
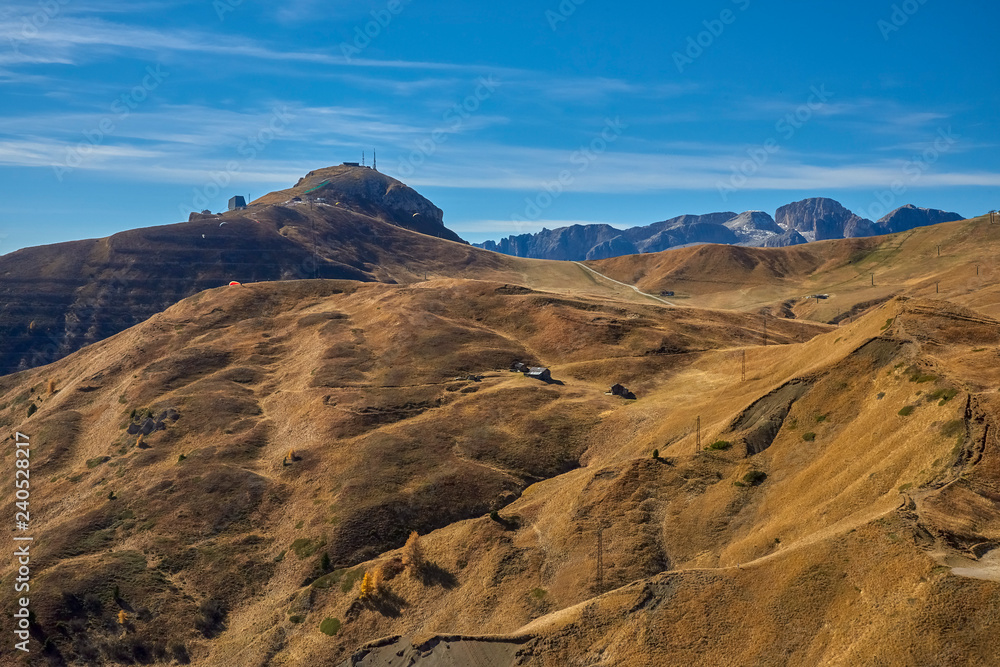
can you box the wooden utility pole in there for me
[741,349,746,382]
[696,416,702,454]
[936,282,940,294]
[871,273,875,286]
[595,527,604,595]
[937,245,941,257]
[762,315,768,347]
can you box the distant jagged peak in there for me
[775,197,874,241]
[724,210,783,233]
[875,204,964,234]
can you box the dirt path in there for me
[572,262,678,306]
[517,493,904,634]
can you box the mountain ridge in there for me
[476,198,964,261]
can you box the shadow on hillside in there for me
[418,561,458,589]
[362,588,408,618]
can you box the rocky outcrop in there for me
[724,211,787,246]
[480,224,623,261]
[586,235,639,260]
[875,204,964,235]
[478,214,739,260]
[636,222,738,253]
[775,198,876,241]
[296,167,463,243]
[759,229,809,248]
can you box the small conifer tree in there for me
[359,572,374,599]
[403,531,423,571]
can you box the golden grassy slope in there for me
[2,224,1000,666]
[0,278,826,665]
[588,214,1000,321]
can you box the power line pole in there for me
[871,273,875,286]
[695,416,701,454]
[595,527,604,595]
[741,349,746,382]
[762,315,767,347]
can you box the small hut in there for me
[610,383,636,399]
[527,367,552,382]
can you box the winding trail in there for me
[572,261,678,307]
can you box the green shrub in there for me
[320,617,341,636]
[802,432,816,442]
[291,538,322,559]
[909,373,937,384]
[941,420,964,438]
[898,406,915,416]
[530,588,547,600]
[289,615,304,624]
[177,454,187,463]
[928,387,958,405]
[652,448,660,460]
[86,456,111,468]
[339,568,363,593]
[27,403,37,417]
[742,471,767,486]
[706,440,731,451]
[815,414,827,423]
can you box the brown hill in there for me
[587,213,1000,322]
[2,214,1000,666]
[0,166,548,376]
[0,277,827,665]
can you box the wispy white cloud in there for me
[0,15,520,73]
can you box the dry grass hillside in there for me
[588,213,1000,322]
[0,165,661,376]
[2,216,1000,666]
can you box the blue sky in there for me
[0,0,997,253]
